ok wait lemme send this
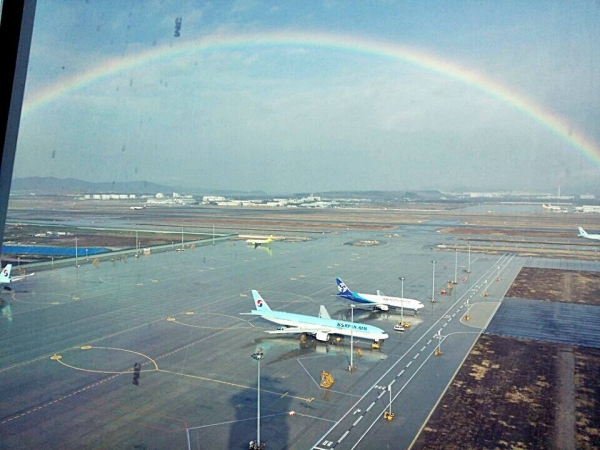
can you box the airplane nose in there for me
[382,333,389,339]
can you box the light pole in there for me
[431,260,436,303]
[435,329,443,355]
[349,304,355,371]
[383,382,395,420]
[454,249,458,284]
[251,348,264,448]
[399,277,405,325]
[467,242,471,273]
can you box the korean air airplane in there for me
[336,277,424,314]
[578,227,600,241]
[247,290,389,344]
[0,264,34,289]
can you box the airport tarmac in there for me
[0,225,525,449]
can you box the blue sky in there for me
[14,1,600,194]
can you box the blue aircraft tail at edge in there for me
[336,277,356,300]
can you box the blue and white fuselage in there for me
[336,277,424,314]
[578,227,600,241]
[248,290,388,343]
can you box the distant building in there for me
[203,196,226,203]
[79,193,137,200]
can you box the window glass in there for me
[3,2,599,449]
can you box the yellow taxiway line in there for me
[50,346,159,374]
[48,345,314,403]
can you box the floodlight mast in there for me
[399,277,405,324]
[251,348,264,448]
[431,260,436,303]
[467,242,471,273]
[454,249,458,284]
[349,304,355,371]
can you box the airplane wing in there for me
[346,302,386,312]
[11,273,35,282]
[318,305,331,319]
[264,327,326,335]
[373,303,389,311]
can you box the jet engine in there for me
[376,304,389,312]
[316,331,329,342]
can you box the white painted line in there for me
[406,360,413,367]
[378,391,385,399]
[413,353,420,359]
[366,402,375,412]
[398,369,405,377]
[353,416,363,427]
[443,322,448,327]
[427,339,432,345]
[389,379,396,386]
[420,346,426,352]
[338,431,350,444]
[311,256,510,450]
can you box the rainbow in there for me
[22,30,600,167]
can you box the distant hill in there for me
[10,177,270,197]
[11,177,177,195]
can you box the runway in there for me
[0,226,524,449]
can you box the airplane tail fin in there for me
[578,227,587,236]
[318,305,331,319]
[1,264,12,282]
[251,290,271,311]
[336,277,355,300]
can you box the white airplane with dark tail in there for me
[336,277,424,314]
